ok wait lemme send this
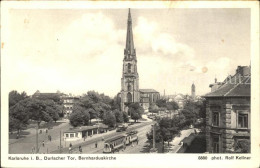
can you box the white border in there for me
[1,1,259,168]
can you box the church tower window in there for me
[128,63,131,73]
[128,84,131,91]
[127,92,132,103]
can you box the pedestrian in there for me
[79,146,82,154]
[69,143,72,148]
[50,135,52,142]
[31,146,35,154]
[84,136,86,141]
[42,140,45,147]
[46,129,48,134]
[69,147,72,154]
[95,141,98,148]
[16,134,19,139]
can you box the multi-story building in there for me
[62,95,79,118]
[204,66,251,153]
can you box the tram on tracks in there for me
[103,130,138,153]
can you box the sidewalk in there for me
[164,128,199,153]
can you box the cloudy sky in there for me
[4,8,250,97]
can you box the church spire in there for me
[125,8,135,60]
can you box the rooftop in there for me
[204,66,251,98]
[139,89,159,93]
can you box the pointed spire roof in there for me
[125,8,135,59]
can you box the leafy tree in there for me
[128,103,144,122]
[110,95,121,110]
[79,91,112,123]
[9,90,28,108]
[166,101,179,111]
[35,93,63,105]
[149,102,159,114]
[69,105,90,127]
[45,100,61,123]
[181,109,195,125]
[156,99,167,108]
[27,98,53,127]
[122,111,129,123]
[9,99,30,136]
[113,109,124,123]
[103,111,116,127]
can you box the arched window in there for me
[128,84,131,91]
[127,92,132,103]
[128,63,131,73]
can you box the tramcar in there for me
[125,130,138,145]
[103,135,127,153]
[103,130,138,153]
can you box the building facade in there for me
[62,95,79,118]
[204,66,251,153]
[139,89,160,111]
[120,9,159,112]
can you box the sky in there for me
[4,8,250,97]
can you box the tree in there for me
[9,99,30,136]
[79,91,112,123]
[156,99,167,108]
[113,109,124,123]
[122,111,129,123]
[103,111,116,127]
[27,98,53,126]
[9,90,28,108]
[149,102,159,115]
[69,105,90,127]
[166,101,179,118]
[110,95,121,110]
[128,103,144,122]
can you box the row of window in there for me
[212,110,249,128]
[65,133,78,138]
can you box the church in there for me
[118,9,160,112]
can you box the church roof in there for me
[139,89,159,93]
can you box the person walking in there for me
[95,141,98,148]
[42,141,45,147]
[79,146,82,154]
[49,135,52,142]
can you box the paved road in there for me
[66,121,154,154]
[9,121,71,154]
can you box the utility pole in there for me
[36,125,38,153]
[153,124,155,149]
[59,130,62,154]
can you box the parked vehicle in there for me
[116,123,128,132]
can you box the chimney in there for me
[236,66,250,76]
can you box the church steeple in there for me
[124,8,136,60]
[121,9,140,112]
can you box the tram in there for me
[103,135,127,153]
[125,130,138,145]
[103,130,138,153]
